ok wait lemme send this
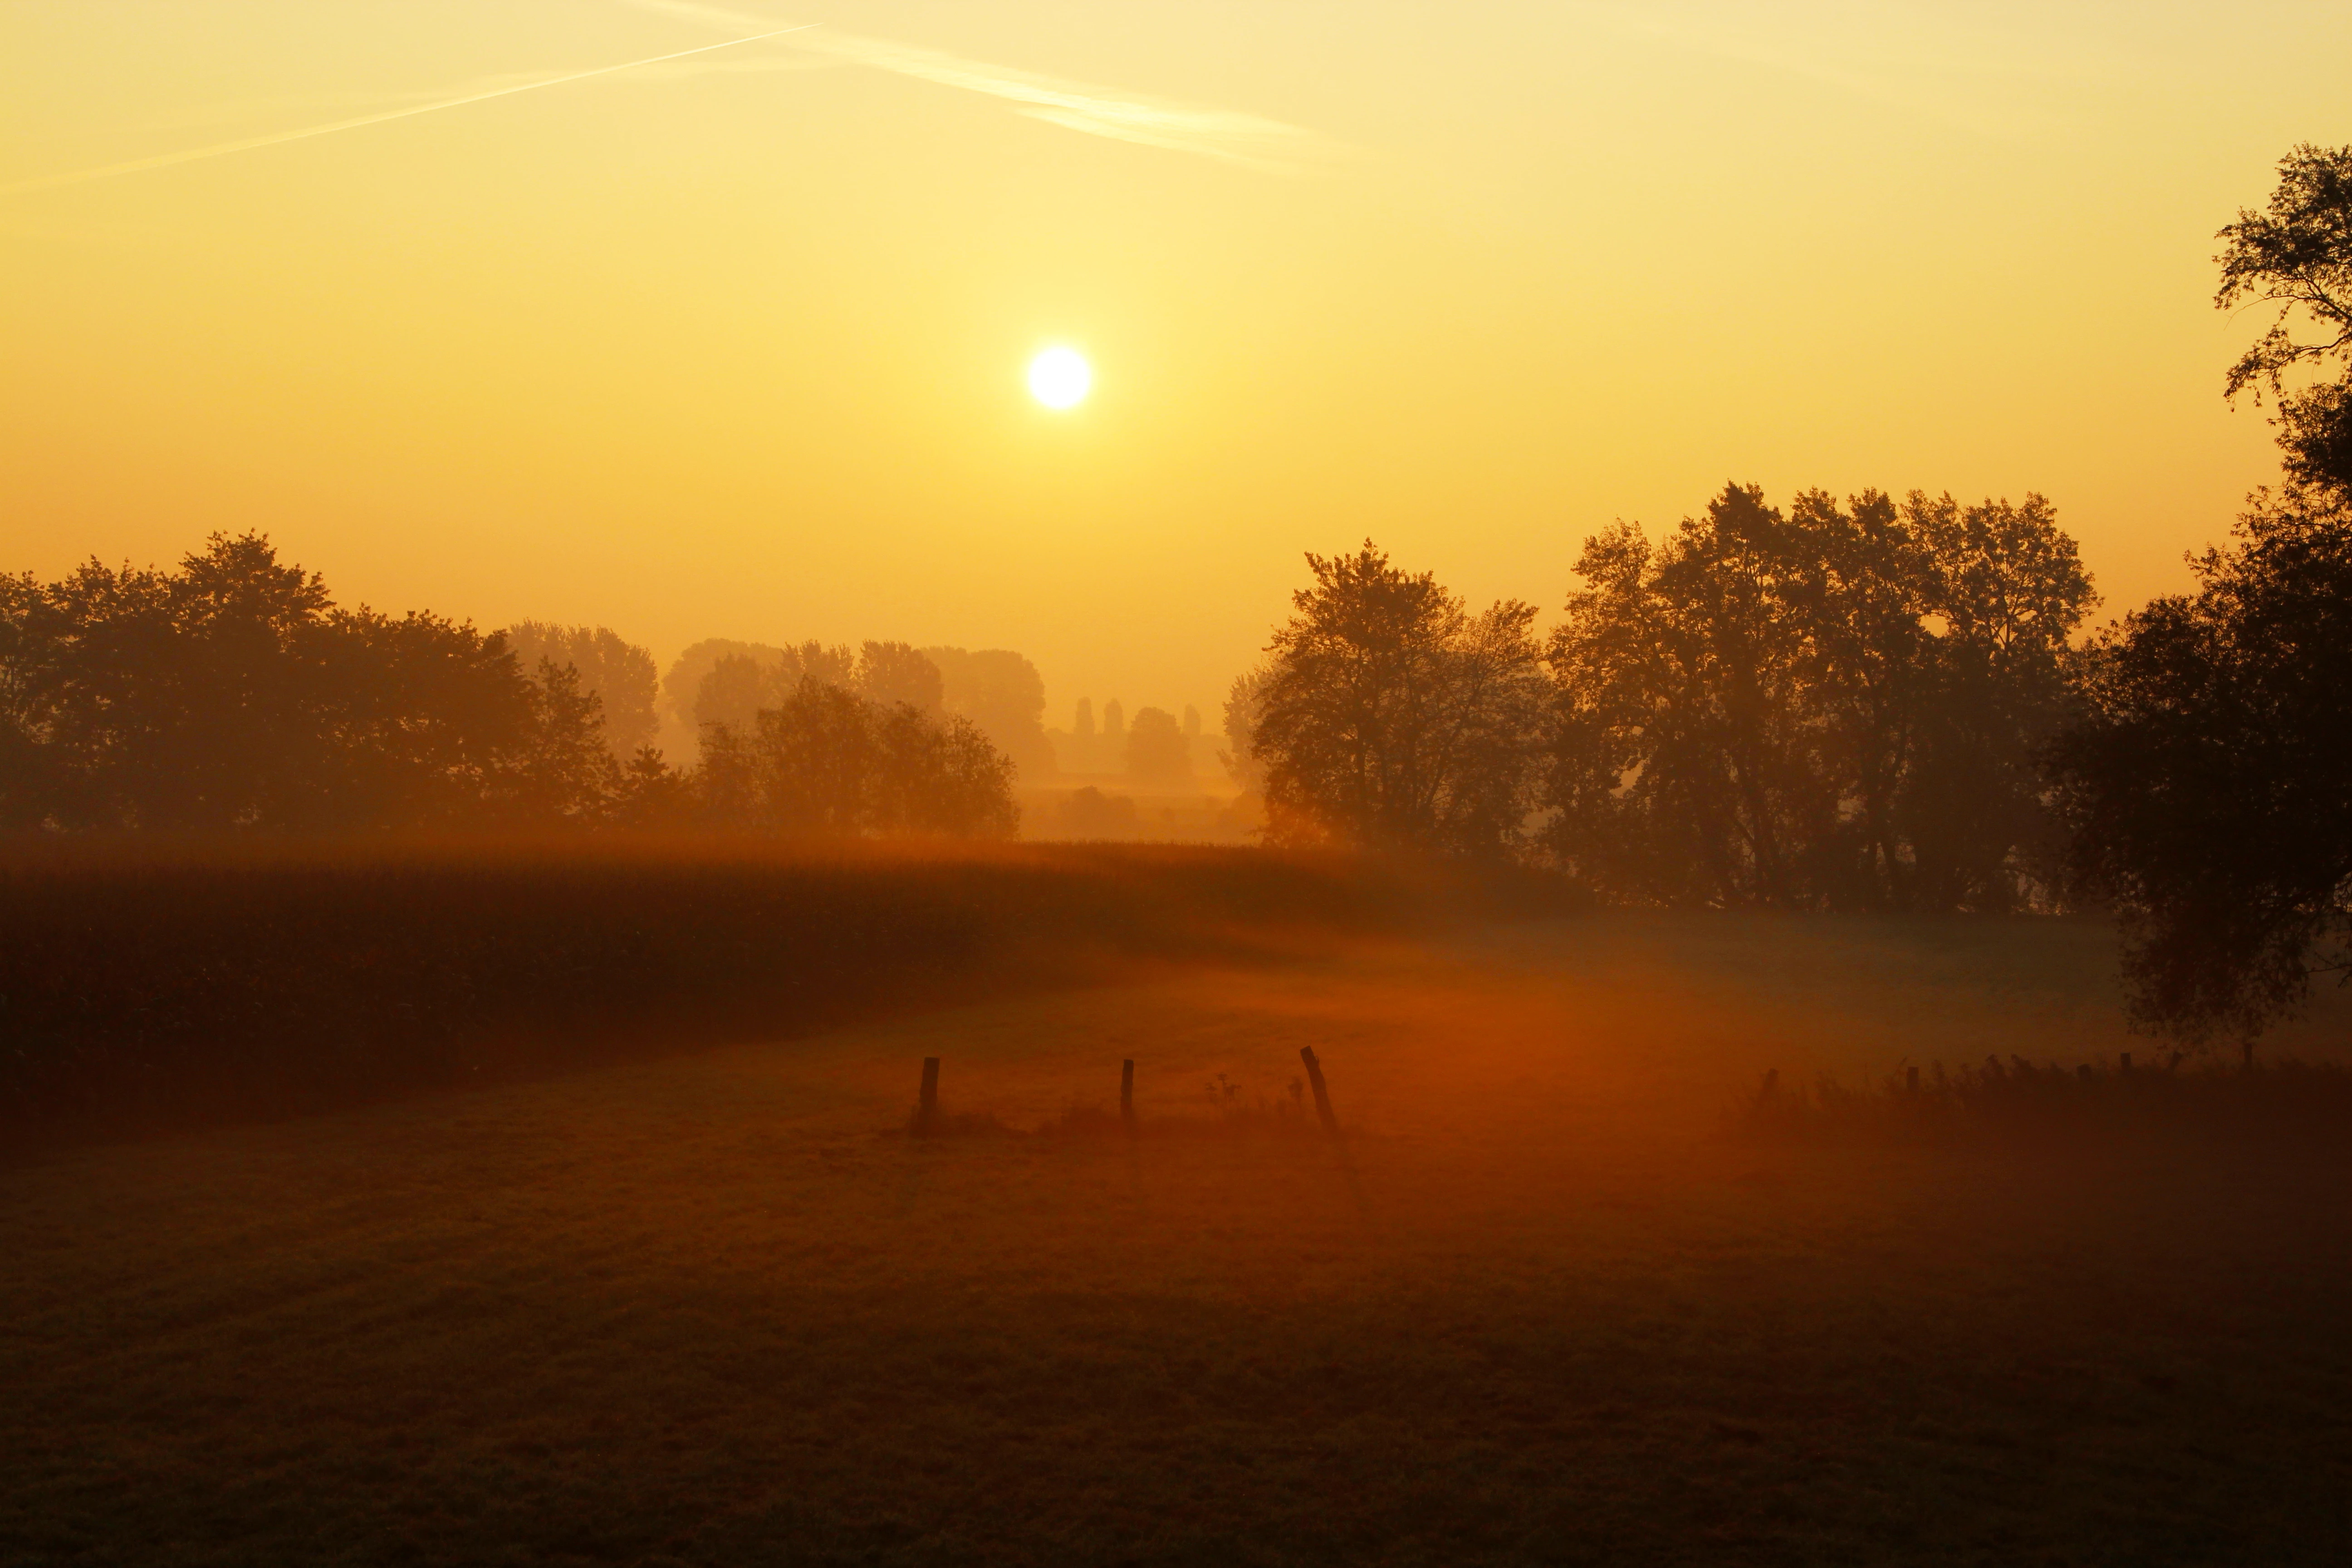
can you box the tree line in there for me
[0,539,1020,838]
[1230,484,2092,916]
[1234,142,2352,1048]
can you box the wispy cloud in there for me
[1,24,816,197]
[624,0,1347,174]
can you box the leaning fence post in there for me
[915,1056,941,1135]
[1298,1046,1341,1136]
[1120,1058,1136,1134]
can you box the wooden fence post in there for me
[1120,1058,1136,1134]
[1298,1046,1340,1136]
[916,1056,941,1135]
[2120,1052,2132,1075]
[1905,1065,1919,1095]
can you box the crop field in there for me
[5,906,2351,1565]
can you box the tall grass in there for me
[0,837,1560,1147]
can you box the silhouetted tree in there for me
[494,658,623,826]
[688,641,867,742]
[1125,706,1192,784]
[0,533,614,831]
[2051,485,2352,1045]
[2217,143,2352,497]
[504,622,660,757]
[1548,485,2092,908]
[1252,542,1549,855]
[1548,489,1820,904]
[2048,146,2352,1045]
[1901,493,2095,911]
[0,570,64,828]
[675,639,864,757]
[611,745,691,829]
[867,700,1019,837]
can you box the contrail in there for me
[0,24,816,197]
[626,0,1347,174]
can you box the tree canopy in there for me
[1248,543,1550,856]
[2216,142,2352,496]
[1547,485,2093,910]
[2047,143,2352,1046]
[0,534,612,832]
[0,534,1020,843]
[504,622,660,758]
[2051,486,2352,1044]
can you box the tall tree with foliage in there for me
[1900,492,2097,910]
[2052,486,2352,1046]
[1548,485,2092,909]
[2051,144,2352,1048]
[1250,542,1550,856]
[2216,143,2352,497]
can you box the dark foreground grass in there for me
[1734,1054,2352,1150]
[4,916,2351,1565]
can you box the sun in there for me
[1027,346,1092,409]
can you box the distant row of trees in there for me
[697,679,1016,838]
[662,638,1054,779]
[0,537,1019,838]
[1057,699,1198,783]
[0,536,618,831]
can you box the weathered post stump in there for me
[915,1055,941,1135]
[1298,1046,1340,1137]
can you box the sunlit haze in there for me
[4,1,2348,720]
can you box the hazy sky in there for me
[4,2,2347,725]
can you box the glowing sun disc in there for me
[1027,346,1092,409]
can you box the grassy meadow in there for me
[5,887,2352,1565]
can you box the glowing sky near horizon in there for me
[2,2,2348,726]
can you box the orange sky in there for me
[4,2,2347,730]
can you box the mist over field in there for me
[9,4,2352,1562]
